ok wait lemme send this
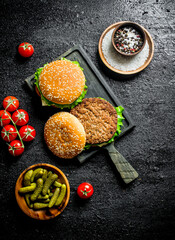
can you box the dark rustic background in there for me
[0,0,175,239]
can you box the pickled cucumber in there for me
[19,183,36,193]
[48,187,60,208]
[49,192,54,198]
[31,168,43,182]
[30,178,43,201]
[39,198,50,203]
[24,194,33,208]
[34,169,44,180]
[47,171,52,178]
[37,194,49,200]
[42,169,48,182]
[23,170,33,186]
[33,203,48,209]
[42,173,58,196]
[24,193,30,206]
[53,181,62,188]
[55,184,66,206]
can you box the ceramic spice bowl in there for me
[112,21,146,57]
[15,163,70,220]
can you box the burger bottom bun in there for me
[44,112,86,159]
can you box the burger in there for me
[44,112,86,159]
[70,98,125,149]
[34,58,87,109]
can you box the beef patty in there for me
[70,98,118,145]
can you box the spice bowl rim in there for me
[15,163,70,220]
[111,21,146,57]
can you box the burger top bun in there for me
[44,112,86,159]
[39,60,86,105]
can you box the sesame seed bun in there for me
[39,60,86,105]
[44,112,86,159]
[70,98,118,145]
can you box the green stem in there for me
[5,109,24,148]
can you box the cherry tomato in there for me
[0,110,11,127]
[3,96,19,112]
[18,42,34,58]
[1,124,17,142]
[19,125,36,142]
[12,109,29,126]
[8,140,24,156]
[77,182,94,199]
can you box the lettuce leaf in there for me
[84,105,125,150]
[34,59,87,109]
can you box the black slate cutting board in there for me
[25,45,138,183]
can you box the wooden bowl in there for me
[15,163,70,220]
[111,21,146,57]
[98,21,154,75]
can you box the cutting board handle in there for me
[106,142,138,184]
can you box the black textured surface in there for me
[0,1,175,240]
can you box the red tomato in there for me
[0,110,11,127]
[1,124,17,142]
[12,109,29,126]
[3,96,19,112]
[19,125,36,141]
[18,42,34,58]
[77,182,94,199]
[8,140,24,156]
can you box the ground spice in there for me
[102,28,149,72]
